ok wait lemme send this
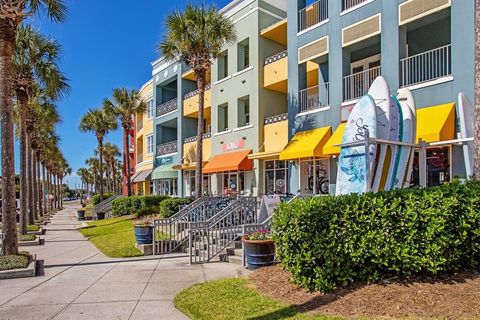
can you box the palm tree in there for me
[0,0,68,256]
[97,142,121,194]
[79,108,117,198]
[159,4,236,197]
[475,0,480,180]
[86,157,100,194]
[77,167,89,205]
[104,88,146,196]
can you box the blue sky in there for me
[22,0,231,187]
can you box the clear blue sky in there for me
[22,0,231,187]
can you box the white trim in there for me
[298,36,329,64]
[214,76,232,86]
[258,7,284,20]
[296,106,331,118]
[297,19,329,37]
[342,13,381,48]
[233,65,254,77]
[221,0,256,17]
[399,0,451,26]
[156,109,177,119]
[232,6,257,24]
[341,99,359,106]
[139,79,153,92]
[405,76,454,91]
[214,129,232,137]
[340,0,375,16]
[135,160,153,168]
[156,152,178,158]
[233,124,254,132]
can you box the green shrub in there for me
[112,195,170,217]
[159,198,191,218]
[91,193,114,206]
[19,234,36,242]
[273,181,480,292]
[0,254,30,271]
[27,225,40,232]
[135,206,159,218]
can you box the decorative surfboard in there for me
[383,97,402,191]
[336,95,377,195]
[458,93,474,178]
[368,77,392,192]
[397,88,416,188]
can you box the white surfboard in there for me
[397,88,416,187]
[368,77,392,192]
[336,95,377,195]
[458,93,474,178]
[384,97,401,191]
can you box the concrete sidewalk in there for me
[0,203,244,320]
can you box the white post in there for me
[364,129,371,193]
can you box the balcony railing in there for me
[342,0,369,11]
[157,140,178,156]
[264,50,287,66]
[184,84,212,100]
[298,83,330,114]
[264,113,288,125]
[156,98,178,117]
[183,132,212,144]
[343,66,381,101]
[400,44,452,88]
[298,0,328,32]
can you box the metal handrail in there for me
[298,82,330,113]
[400,44,451,87]
[342,0,369,11]
[343,66,381,102]
[298,0,328,32]
[264,50,287,66]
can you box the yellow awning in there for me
[323,123,347,156]
[416,103,456,143]
[279,126,331,160]
[248,151,280,160]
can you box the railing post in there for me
[188,227,193,265]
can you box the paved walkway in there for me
[0,203,245,320]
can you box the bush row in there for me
[91,193,114,206]
[158,198,191,218]
[273,181,480,292]
[111,195,169,217]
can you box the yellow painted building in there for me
[132,79,154,195]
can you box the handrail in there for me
[298,83,330,113]
[298,0,328,32]
[343,66,381,102]
[156,98,178,117]
[342,0,369,11]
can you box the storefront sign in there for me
[158,156,173,166]
[221,139,245,152]
[258,195,281,222]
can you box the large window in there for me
[218,103,229,132]
[411,147,451,187]
[147,135,154,155]
[237,95,250,127]
[217,50,228,80]
[220,171,248,196]
[155,179,177,197]
[299,159,330,194]
[146,100,154,119]
[184,170,211,196]
[237,38,249,71]
[264,160,288,195]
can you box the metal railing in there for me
[92,195,123,218]
[153,196,235,254]
[264,113,288,125]
[156,98,178,117]
[298,0,328,32]
[188,197,257,264]
[298,82,330,113]
[184,84,212,100]
[157,140,178,156]
[183,132,212,144]
[342,0,369,11]
[264,50,287,66]
[400,44,452,87]
[343,66,381,101]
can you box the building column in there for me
[381,0,401,93]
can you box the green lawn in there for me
[174,278,344,320]
[79,217,143,258]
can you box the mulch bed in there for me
[249,265,480,319]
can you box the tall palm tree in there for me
[475,0,480,180]
[104,88,146,196]
[86,157,100,194]
[77,167,89,205]
[97,142,121,194]
[0,0,68,256]
[79,108,117,198]
[159,4,236,197]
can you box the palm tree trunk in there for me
[32,150,39,220]
[48,171,53,212]
[37,157,43,217]
[195,70,207,198]
[80,180,84,205]
[98,139,105,198]
[42,165,47,216]
[124,129,132,196]
[112,161,117,195]
[18,93,29,234]
[475,0,480,179]
[26,136,35,224]
[0,20,18,255]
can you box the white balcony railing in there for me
[342,0,369,11]
[298,83,330,114]
[298,0,328,32]
[343,66,381,102]
[400,44,452,88]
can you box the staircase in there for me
[92,195,124,219]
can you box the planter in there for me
[134,225,153,245]
[76,210,85,220]
[96,212,106,220]
[242,237,275,271]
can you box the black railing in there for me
[157,140,178,156]
[184,132,212,144]
[156,98,178,117]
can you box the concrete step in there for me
[226,247,242,257]
[226,255,243,266]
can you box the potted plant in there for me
[96,211,106,220]
[242,229,275,270]
[76,209,85,220]
[134,220,153,245]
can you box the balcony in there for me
[343,66,381,102]
[298,83,330,114]
[183,84,212,118]
[400,45,451,88]
[342,0,370,11]
[298,0,328,33]
[183,133,212,163]
[156,98,178,117]
[264,51,288,93]
[157,140,178,156]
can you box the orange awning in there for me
[203,149,253,174]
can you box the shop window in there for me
[264,160,288,195]
[147,135,154,155]
[237,95,250,127]
[411,147,451,187]
[221,171,248,196]
[218,103,229,132]
[146,100,154,119]
[217,50,228,80]
[237,38,249,71]
[184,170,211,196]
[299,159,329,194]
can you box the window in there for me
[237,95,250,127]
[146,100,154,119]
[299,159,330,194]
[147,135,154,155]
[264,160,289,195]
[237,38,249,71]
[217,50,228,80]
[218,103,228,132]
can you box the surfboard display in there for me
[397,88,416,188]
[368,77,392,192]
[336,95,377,195]
[458,93,474,178]
[384,97,402,191]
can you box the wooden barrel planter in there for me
[76,210,85,221]
[96,212,106,220]
[134,225,153,244]
[242,237,276,270]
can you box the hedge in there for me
[111,195,169,217]
[273,181,480,292]
[91,193,114,206]
[159,198,191,218]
